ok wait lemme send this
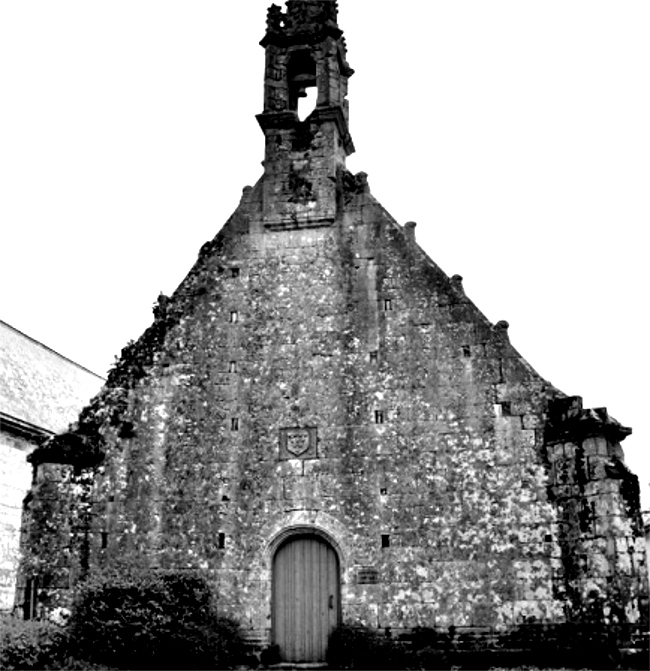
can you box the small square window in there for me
[218,532,226,549]
[369,351,378,363]
[230,311,238,323]
[231,267,240,278]
[381,534,390,548]
[462,345,471,358]
[375,410,385,424]
[383,298,393,311]
[231,418,239,431]
[380,487,388,496]
[229,361,238,373]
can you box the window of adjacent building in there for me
[23,577,39,620]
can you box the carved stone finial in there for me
[342,171,369,201]
[266,4,284,33]
[240,185,253,203]
[153,293,170,320]
[261,1,342,47]
[404,221,417,242]
[355,171,369,193]
[284,0,339,36]
[451,275,465,294]
[495,320,510,333]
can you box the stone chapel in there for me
[18,0,648,664]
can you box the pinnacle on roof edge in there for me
[264,1,341,43]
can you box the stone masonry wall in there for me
[545,399,648,625]
[24,180,552,631]
[15,460,94,618]
[20,174,647,649]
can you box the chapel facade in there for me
[19,1,648,663]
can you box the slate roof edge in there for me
[0,319,105,381]
[0,410,54,444]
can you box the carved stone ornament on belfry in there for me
[279,427,318,460]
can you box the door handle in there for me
[329,594,334,610]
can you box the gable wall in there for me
[31,184,567,637]
[18,182,647,648]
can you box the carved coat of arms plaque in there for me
[279,427,317,460]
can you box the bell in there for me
[291,72,316,86]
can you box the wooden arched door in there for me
[272,534,340,662]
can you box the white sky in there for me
[1,1,648,507]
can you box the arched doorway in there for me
[272,533,340,662]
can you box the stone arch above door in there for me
[268,524,345,568]
[259,510,351,578]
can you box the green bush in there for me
[326,622,407,670]
[415,645,450,670]
[0,615,68,670]
[67,570,244,670]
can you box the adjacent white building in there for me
[0,320,103,611]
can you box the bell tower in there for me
[257,0,355,229]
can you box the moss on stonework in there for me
[28,431,103,468]
[17,165,648,652]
